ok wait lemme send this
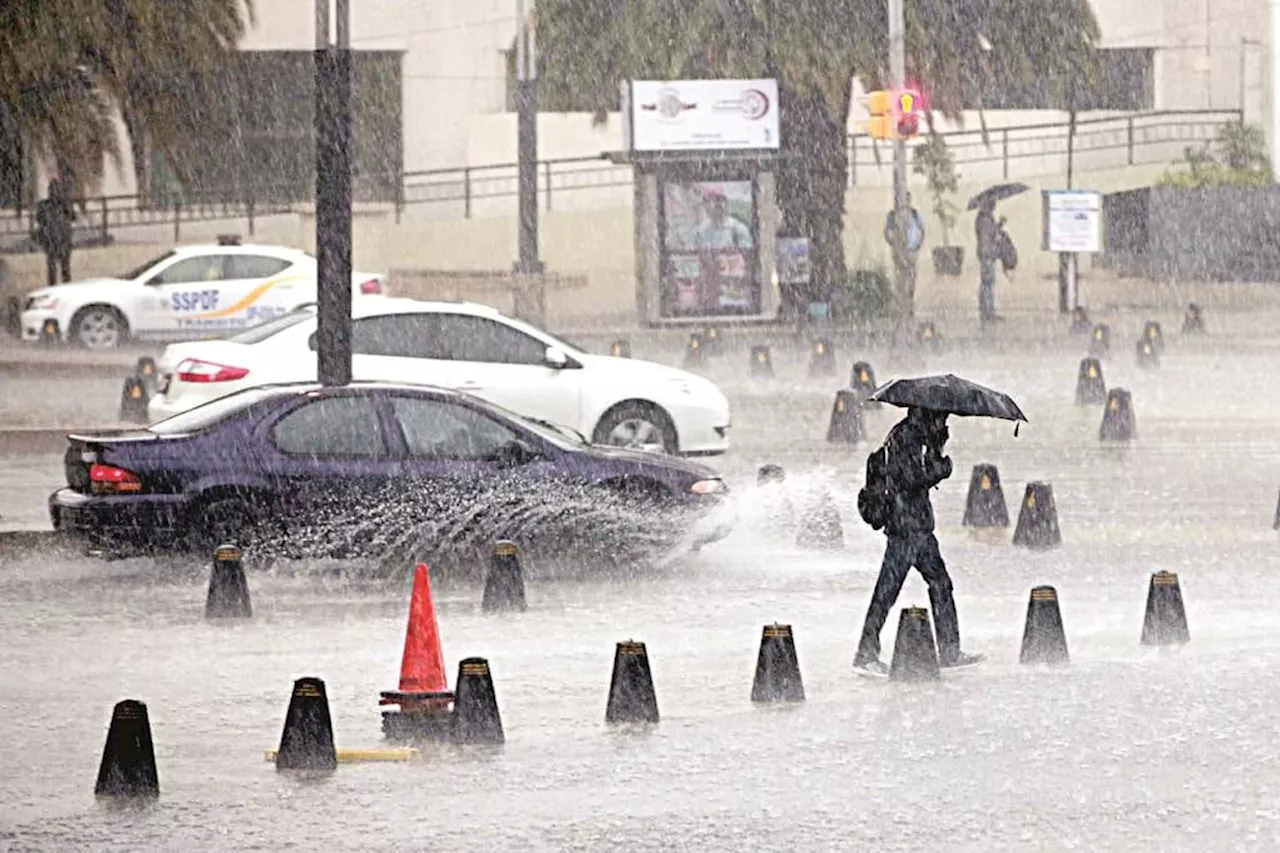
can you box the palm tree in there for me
[0,0,251,204]
[538,0,1100,316]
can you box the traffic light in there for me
[861,88,922,140]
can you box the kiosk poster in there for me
[660,180,758,317]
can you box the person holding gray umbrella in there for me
[969,183,1028,324]
[854,374,1027,675]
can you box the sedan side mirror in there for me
[544,346,569,369]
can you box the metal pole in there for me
[315,0,353,385]
[1058,109,1077,314]
[1271,0,1280,176]
[889,0,911,318]
[513,0,544,324]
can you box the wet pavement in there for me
[2,316,1280,850]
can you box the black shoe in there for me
[853,658,889,676]
[940,652,985,669]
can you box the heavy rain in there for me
[3,1,1280,851]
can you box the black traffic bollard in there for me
[826,390,865,444]
[205,543,252,619]
[962,463,1009,528]
[1182,303,1205,334]
[95,700,160,798]
[918,321,941,351]
[119,375,150,424]
[889,607,941,682]
[1099,388,1136,442]
[1142,320,1164,354]
[1136,338,1160,369]
[605,640,660,724]
[451,657,505,745]
[757,464,786,486]
[1089,323,1110,356]
[1070,305,1091,334]
[481,540,527,613]
[275,677,337,771]
[610,339,631,358]
[701,325,723,357]
[1019,586,1069,666]
[850,361,878,400]
[1075,357,1106,405]
[682,333,705,368]
[749,344,775,379]
[750,624,805,703]
[795,488,844,550]
[808,337,836,378]
[1140,572,1190,648]
[1012,482,1062,549]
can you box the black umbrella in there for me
[868,374,1028,423]
[967,182,1030,211]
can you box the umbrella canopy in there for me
[967,182,1030,211]
[868,374,1028,422]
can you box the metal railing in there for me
[0,109,1243,251]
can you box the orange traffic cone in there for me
[380,564,454,741]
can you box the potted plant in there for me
[913,132,964,276]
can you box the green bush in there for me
[832,265,894,321]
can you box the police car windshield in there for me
[147,387,285,435]
[225,307,316,344]
[120,251,176,281]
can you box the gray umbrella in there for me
[868,374,1028,422]
[967,182,1030,211]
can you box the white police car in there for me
[19,237,386,349]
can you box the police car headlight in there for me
[27,293,58,310]
[690,478,727,495]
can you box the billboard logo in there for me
[642,88,697,122]
[740,88,770,120]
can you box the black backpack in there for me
[857,444,892,530]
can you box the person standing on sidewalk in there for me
[975,199,1000,323]
[853,406,982,674]
[34,177,75,286]
[884,193,925,307]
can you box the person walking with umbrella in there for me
[854,374,1026,674]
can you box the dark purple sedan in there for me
[49,381,732,558]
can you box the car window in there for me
[435,314,546,365]
[350,314,446,358]
[120,251,177,281]
[390,396,519,460]
[271,395,388,458]
[225,254,292,279]
[148,387,287,435]
[148,255,226,285]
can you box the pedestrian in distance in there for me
[34,177,75,286]
[884,193,925,305]
[854,405,983,675]
[975,199,1001,323]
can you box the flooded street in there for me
[3,327,1280,851]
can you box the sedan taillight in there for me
[89,463,142,494]
[359,278,383,295]
[176,358,250,383]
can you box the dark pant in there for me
[978,259,996,321]
[855,531,961,665]
[45,247,71,286]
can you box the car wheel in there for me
[593,402,677,454]
[70,304,128,350]
[185,497,257,555]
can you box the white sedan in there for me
[147,298,731,456]
[19,239,386,349]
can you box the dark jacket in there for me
[883,418,952,535]
[975,210,999,262]
[35,196,74,251]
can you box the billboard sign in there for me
[1043,190,1103,253]
[659,178,759,317]
[624,79,780,152]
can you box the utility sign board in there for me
[1043,190,1103,253]
[623,79,781,152]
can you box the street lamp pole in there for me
[889,0,912,319]
[315,0,353,386]
[513,0,545,324]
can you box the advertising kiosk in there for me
[610,79,784,326]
